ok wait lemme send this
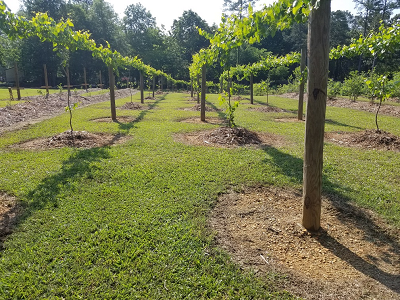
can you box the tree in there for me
[330,10,353,48]
[22,0,66,20]
[223,0,258,19]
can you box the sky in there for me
[4,0,359,30]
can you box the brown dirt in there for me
[9,130,131,150]
[181,104,221,112]
[211,186,400,300]
[145,96,156,100]
[279,93,400,118]
[326,130,400,151]
[0,88,138,134]
[175,127,289,148]
[119,102,145,110]
[0,192,23,248]
[249,106,287,113]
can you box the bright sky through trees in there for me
[5,0,359,30]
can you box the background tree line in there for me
[1,0,400,88]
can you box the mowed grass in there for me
[0,92,399,299]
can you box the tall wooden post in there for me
[191,79,194,98]
[197,74,200,104]
[140,71,144,104]
[250,73,254,105]
[152,76,156,98]
[108,65,117,121]
[298,48,307,121]
[14,62,21,100]
[220,77,223,94]
[83,67,88,91]
[302,0,331,231]
[201,65,206,121]
[43,64,50,98]
[98,70,104,89]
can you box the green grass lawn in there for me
[0,93,399,299]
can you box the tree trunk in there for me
[65,67,73,131]
[14,62,21,100]
[43,64,50,99]
[201,65,206,121]
[302,0,331,231]
[220,77,223,94]
[191,79,194,97]
[298,48,306,120]
[140,71,144,104]
[108,65,117,121]
[83,67,88,91]
[250,73,254,105]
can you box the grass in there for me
[0,88,60,107]
[0,92,399,299]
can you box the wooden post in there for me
[83,67,89,91]
[191,79,194,98]
[160,77,163,92]
[152,76,156,98]
[8,87,14,101]
[302,0,331,231]
[201,65,206,122]
[98,71,104,89]
[220,77,223,94]
[298,48,306,121]
[108,65,117,121]
[197,74,200,104]
[140,71,144,103]
[43,64,50,98]
[250,73,254,105]
[14,62,21,100]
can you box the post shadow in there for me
[262,145,400,294]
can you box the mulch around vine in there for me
[0,192,23,249]
[119,102,145,110]
[211,186,400,300]
[325,130,400,151]
[175,127,288,148]
[248,106,287,113]
[9,131,131,150]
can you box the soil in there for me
[211,186,400,300]
[0,192,23,249]
[248,106,287,113]
[280,93,400,118]
[181,104,221,112]
[9,130,131,150]
[120,102,145,110]
[175,127,289,148]
[326,130,400,152]
[0,88,138,134]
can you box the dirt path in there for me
[0,88,138,134]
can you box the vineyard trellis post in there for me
[302,0,331,231]
[140,71,144,104]
[298,48,306,121]
[250,73,254,105]
[83,67,89,92]
[152,76,156,98]
[197,74,200,104]
[14,62,21,100]
[108,65,117,121]
[43,64,50,99]
[201,65,206,121]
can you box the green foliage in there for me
[219,92,239,127]
[342,71,366,101]
[327,79,342,99]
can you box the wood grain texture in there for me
[201,65,206,121]
[302,0,331,231]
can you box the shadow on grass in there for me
[206,100,229,121]
[0,146,112,250]
[115,96,164,132]
[325,118,364,130]
[262,146,400,294]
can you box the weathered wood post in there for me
[197,74,200,104]
[14,62,21,100]
[191,79,194,98]
[108,65,117,121]
[98,70,104,89]
[140,71,144,104]
[152,76,156,98]
[83,67,89,92]
[43,64,51,99]
[298,48,307,121]
[302,0,331,231]
[201,65,206,122]
[250,73,254,105]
